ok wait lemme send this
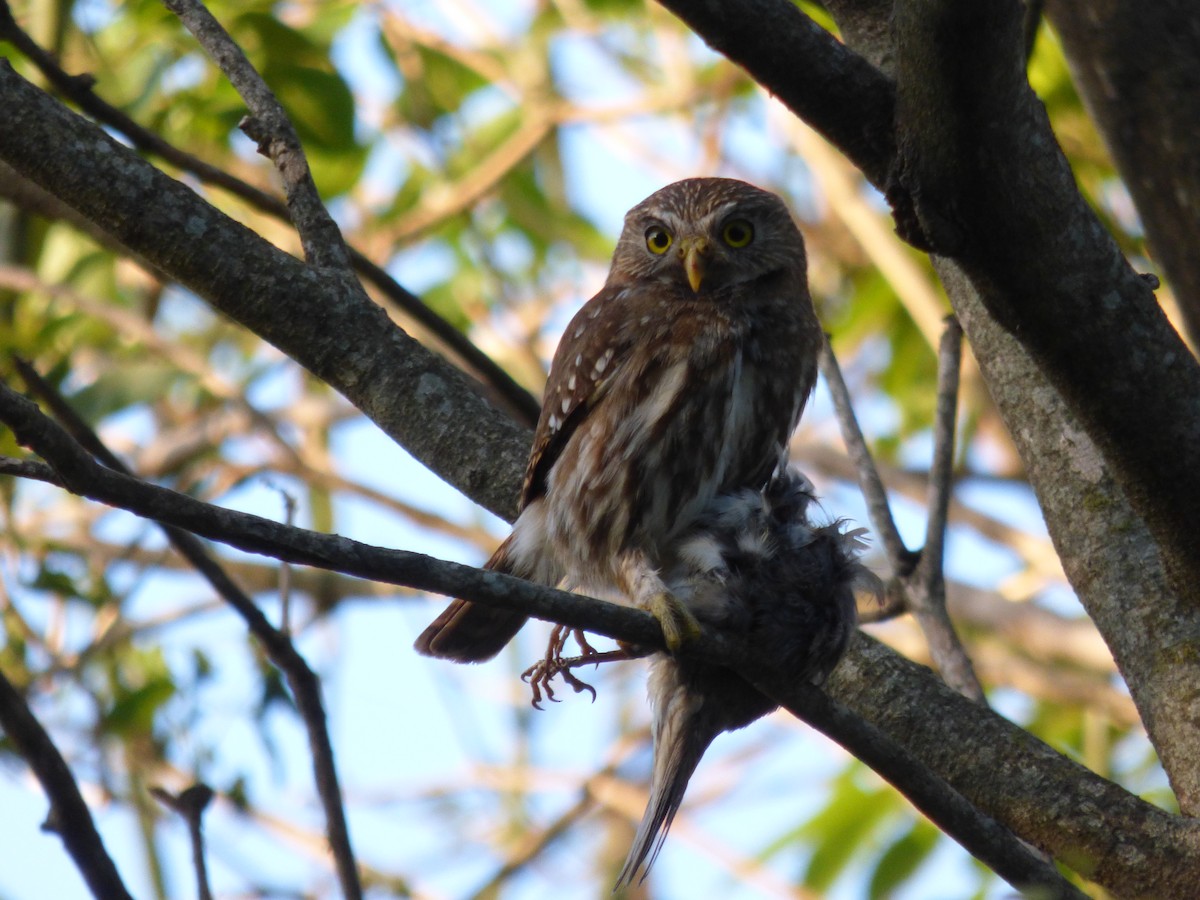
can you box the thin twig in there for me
[0,668,135,900]
[818,337,913,572]
[906,319,985,702]
[923,317,963,578]
[150,784,215,900]
[161,0,350,272]
[819,330,984,700]
[9,365,364,900]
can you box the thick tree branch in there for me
[1045,0,1200,346]
[941,260,1200,813]
[0,0,538,424]
[0,59,529,521]
[891,0,1200,608]
[0,381,1191,896]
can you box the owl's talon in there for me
[645,590,702,653]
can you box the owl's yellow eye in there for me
[721,219,754,248]
[645,225,673,255]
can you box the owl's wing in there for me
[521,284,631,506]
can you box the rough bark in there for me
[1046,0,1200,346]
[888,1,1200,621]
[0,60,528,523]
[941,261,1200,813]
[815,0,1200,814]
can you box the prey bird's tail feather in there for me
[614,675,724,888]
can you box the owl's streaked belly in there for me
[535,341,803,594]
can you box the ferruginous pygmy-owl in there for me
[615,468,879,887]
[414,177,822,662]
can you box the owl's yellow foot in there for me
[644,590,702,652]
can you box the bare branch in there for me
[162,0,349,273]
[11,364,364,900]
[906,317,984,701]
[0,2,538,426]
[0,380,1188,894]
[150,784,215,900]
[921,317,962,579]
[0,669,135,900]
[818,338,912,572]
[0,59,530,520]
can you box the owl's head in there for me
[609,178,806,294]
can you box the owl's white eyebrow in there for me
[711,201,743,221]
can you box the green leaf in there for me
[868,819,940,899]
[104,677,176,738]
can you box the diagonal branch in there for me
[818,338,911,572]
[0,58,531,521]
[162,0,349,273]
[13,360,364,900]
[0,0,538,426]
[0,669,135,900]
[0,379,1192,896]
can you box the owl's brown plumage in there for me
[415,177,822,662]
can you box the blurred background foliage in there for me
[0,0,1169,897]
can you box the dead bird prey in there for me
[615,468,878,887]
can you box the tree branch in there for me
[0,668,135,900]
[0,380,1192,895]
[818,338,912,571]
[906,317,984,701]
[1045,0,1200,346]
[0,59,530,521]
[12,359,364,900]
[891,0,1200,608]
[162,0,350,273]
[0,0,538,427]
[150,784,215,900]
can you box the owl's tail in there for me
[614,666,725,889]
[412,535,530,662]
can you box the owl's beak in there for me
[679,236,710,293]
